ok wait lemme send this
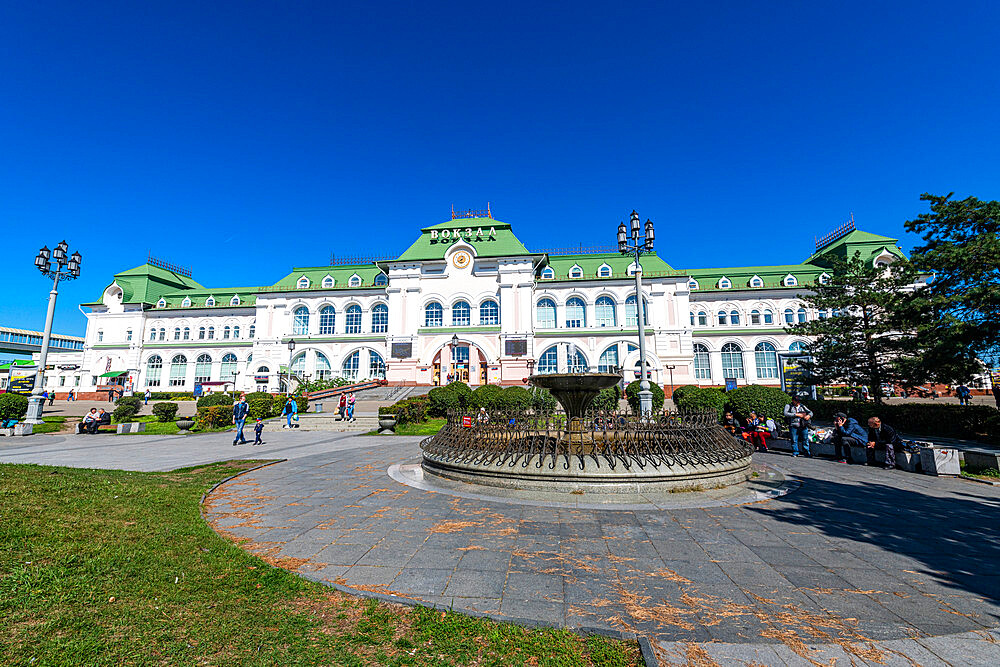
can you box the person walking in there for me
[253,418,265,445]
[283,397,298,428]
[47,391,55,406]
[346,392,356,422]
[144,388,151,406]
[867,416,902,469]
[67,388,75,402]
[231,395,249,445]
[338,393,347,421]
[41,390,49,405]
[782,396,813,457]
[831,412,868,463]
[955,384,970,406]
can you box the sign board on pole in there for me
[724,377,737,392]
[9,366,37,395]
[779,354,817,400]
[193,382,203,398]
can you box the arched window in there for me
[345,305,362,333]
[797,307,807,323]
[205,297,215,307]
[729,310,740,325]
[717,311,727,326]
[598,346,618,373]
[319,306,336,335]
[565,297,586,328]
[819,273,831,285]
[817,309,829,320]
[538,347,559,374]
[321,275,334,288]
[181,297,191,308]
[348,274,362,287]
[297,276,310,289]
[567,348,588,373]
[158,328,165,341]
[479,300,499,326]
[540,267,554,280]
[568,265,583,278]
[763,309,774,325]
[369,350,386,379]
[721,343,745,379]
[374,273,388,286]
[789,341,808,353]
[372,303,388,332]
[315,351,332,380]
[207,326,215,340]
[718,277,731,289]
[452,300,471,326]
[598,265,612,278]
[145,355,163,387]
[220,353,237,381]
[783,274,798,287]
[156,298,166,308]
[96,330,103,342]
[342,350,360,380]
[425,302,443,327]
[595,296,616,327]
[233,325,240,339]
[293,306,310,335]
[290,352,306,377]
[173,327,181,341]
[194,354,212,383]
[230,295,240,306]
[625,295,647,327]
[183,327,190,340]
[688,278,699,290]
[536,298,556,328]
[169,355,187,387]
[750,310,761,325]
[223,326,231,339]
[749,276,763,288]
[690,312,696,326]
[149,328,157,341]
[693,343,711,380]
[754,342,779,379]
[198,326,206,340]
[783,308,795,324]
[248,324,255,339]
[697,311,707,326]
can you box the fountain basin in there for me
[527,373,621,420]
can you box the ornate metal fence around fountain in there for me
[421,408,753,472]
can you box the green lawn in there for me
[0,461,640,666]
[31,416,67,434]
[367,418,447,436]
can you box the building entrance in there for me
[452,345,470,383]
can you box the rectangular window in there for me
[75,377,81,386]
[59,377,66,386]
[126,330,132,341]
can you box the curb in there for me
[200,458,657,666]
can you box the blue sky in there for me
[2,1,998,335]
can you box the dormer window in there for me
[818,272,831,285]
[627,262,640,276]
[205,297,215,307]
[783,274,798,287]
[321,275,334,288]
[540,267,554,280]
[688,278,699,290]
[156,298,166,308]
[230,295,240,306]
[348,274,362,287]
[597,264,612,278]
[717,277,732,289]
[181,297,191,308]
[568,264,583,279]
[749,275,763,288]
[374,273,388,286]
[296,276,310,289]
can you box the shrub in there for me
[386,396,429,425]
[112,395,143,423]
[0,393,29,421]
[500,386,533,410]
[804,400,999,443]
[247,397,274,420]
[194,405,231,430]
[427,386,459,417]
[671,385,698,403]
[272,393,309,417]
[151,402,179,422]
[724,385,791,422]
[674,386,727,419]
[196,392,234,409]
[470,385,504,410]
[625,380,665,413]
[591,386,622,413]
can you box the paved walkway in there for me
[200,439,1000,665]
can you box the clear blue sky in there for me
[2,1,998,336]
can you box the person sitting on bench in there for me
[84,408,111,434]
[79,408,99,434]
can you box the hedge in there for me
[379,396,429,425]
[805,400,999,443]
[500,386,533,410]
[0,393,29,421]
[427,382,473,417]
[196,393,234,409]
[194,405,232,429]
[674,387,727,419]
[591,386,622,413]
[273,394,309,416]
[724,385,791,422]
[625,380,665,413]
[470,385,505,410]
[112,395,143,423]
[247,397,274,420]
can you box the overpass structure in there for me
[0,326,85,356]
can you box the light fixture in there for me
[644,218,654,249]
[630,210,640,237]
[617,222,627,251]
[34,252,47,269]
[52,240,68,262]
[287,339,296,351]
[451,334,459,346]
[68,251,81,276]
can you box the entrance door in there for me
[452,346,470,383]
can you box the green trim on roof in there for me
[539,252,674,279]
[396,218,533,261]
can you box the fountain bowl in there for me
[527,373,621,420]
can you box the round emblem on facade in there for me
[452,251,471,268]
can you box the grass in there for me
[30,416,67,434]
[0,461,640,666]
[960,462,1000,482]
[367,418,447,436]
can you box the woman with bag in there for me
[283,397,298,428]
[338,393,347,421]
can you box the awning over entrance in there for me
[99,371,127,378]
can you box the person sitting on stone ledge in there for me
[832,412,868,464]
[721,411,743,438]
[744,410,768,452]
[867,416,902,470]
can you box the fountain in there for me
[419,372,754,495]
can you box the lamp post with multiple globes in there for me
[25,241,82,424]
[617,211,654,415]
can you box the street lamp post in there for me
[25,241,82,424]
[665,364,676,402]
[286,339,296,395]
[450,334,459,385]
[618,211,655,414]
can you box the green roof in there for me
[685,263,826,290]
[395,218,534,261]
[271,264,386,290]
[538,252,674,280]
[87,263,204,306]
[151,287,259,310]
[806,229,906,267]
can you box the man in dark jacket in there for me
[867,416,902,469]
[832,412,867,464]
[232,396,250,446]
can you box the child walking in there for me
[253,418,264,445]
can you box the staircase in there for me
[291,413,380,433]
